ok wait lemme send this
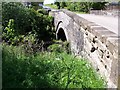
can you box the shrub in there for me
[2,2,55,43]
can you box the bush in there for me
[2,2,30,34]
[2,2,55,43]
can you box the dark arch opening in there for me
[57,28,67,41]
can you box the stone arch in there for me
[57,28,67,41]
[56,22,69,41]
[56,21,62,31]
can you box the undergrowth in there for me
[2,44,106,88]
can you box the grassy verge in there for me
[44,4,58,9]
[2,44,106,88]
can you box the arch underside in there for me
[57,28,67,41]
[56,21,68,41]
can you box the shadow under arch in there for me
[57,28,67,41]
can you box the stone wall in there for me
[90,10,119,17]
[50,10,119,88]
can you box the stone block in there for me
[106,37,118,55]
[87,32,95,42]
[96,40,107,52]
[110,58,118,86]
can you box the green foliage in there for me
[48,44,62,53]
[48,41,70,54]
[2,2,29,34]
[2,19,21,45]
[2,2,55,44]
[31,2,43,10]
[2,2,106,89]
[2,19,36,45]
[37,9,48,15]
[60,2,67,8]
[2,19,15,41]
[55,2,108,13]
[66,2,92,13]
[66,2,75,11]
[21,32,40,54]
[3,44,106,88]
[54,2,60,9]
[92,2,107,10]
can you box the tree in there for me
[54,2,60,9]
[65,2,108,13]
[66,2,75,11]
[65,2,92,13]
[92,2,108,10]
[60,2,67,8]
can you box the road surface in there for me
[77,14,118,35]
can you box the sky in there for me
[44,0,55,4]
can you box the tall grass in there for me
[2,44,106,88]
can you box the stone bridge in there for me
[49,10,119,88]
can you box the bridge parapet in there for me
[50,9,119,88]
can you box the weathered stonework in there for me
[49,9,119,88]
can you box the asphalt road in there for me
[77,14,118,35]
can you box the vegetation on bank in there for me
[3,43,106,88]
[2,2,106,88]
